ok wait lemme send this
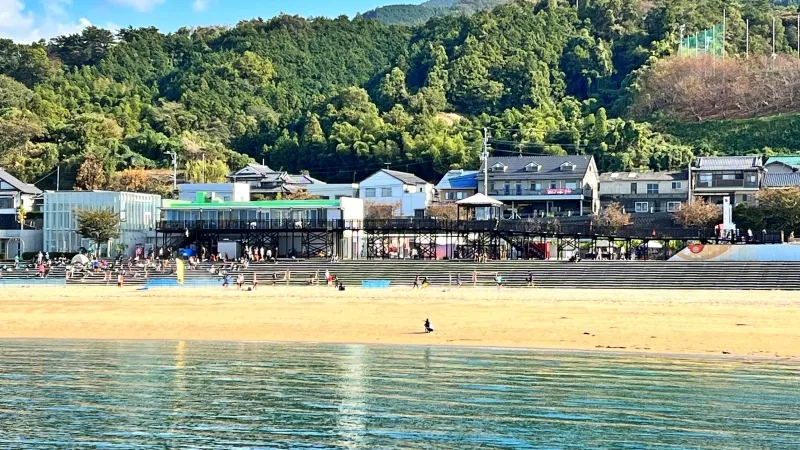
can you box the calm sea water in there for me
[0,341,798,449]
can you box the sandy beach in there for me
[0,286,798,358]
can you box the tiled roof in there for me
[696,156,762,170]
[479,155,591,180]
[436,170,479,190]
[765,156,800,170]
[380,169,427,185]
[765,173,800,187]
[599,171,687,182]
[0,168,42,195]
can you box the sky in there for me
[0,0,419,43]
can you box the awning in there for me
[456,193,503,207]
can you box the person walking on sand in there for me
[421,277,429,289]
[117,271,124,288]
[526,271,534,287]
[495,273,503,290]
[413,276,420,289]
[252,273,258,290]
[424,319,434,333]
[222,274,230,288]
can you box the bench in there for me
[361,280,391,289]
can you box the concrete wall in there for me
[600,179,687,196]
[671,244,800,262]
[0,229,43,259]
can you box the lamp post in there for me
[165,151,178,192]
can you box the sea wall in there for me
[670,244,800,262]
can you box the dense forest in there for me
[361,0,511,26]
[1,0,800,193]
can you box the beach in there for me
[0,286,798,358]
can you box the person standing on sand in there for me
[413,276,420,289]
[117,272,124,288]
[495,274,503,290]
[424,319,434,333]
[252,273,258,290]
[526,271,534,287]
[222,274,230,288]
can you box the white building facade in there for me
[359,169,433,217]
[178,183,251,203]
[43,191,161,256]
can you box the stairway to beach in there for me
[23,260,800,290]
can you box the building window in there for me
[667,202,681,212]
[722,173,735,181]
[549,182,558,189]
[515,182,522,195]
[647,183,659,194]
[531,182,542,192]
[699,174,712,187]
[671,181,682,190]
[742,194,749,202]
[456,192,465,200]
[630,183,637,194]
[365,188,376,197]
[0,197,13,208]
[445,192,454,200]
[504,183,510,195]
[381,187,392,197]
[565,182,577,190]
[635,202,649,213]
[490,182,495,192]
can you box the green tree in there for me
[75,208,121,256]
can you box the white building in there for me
[43,191,161,256]
[307,183,359,200]
[178,183,251,203]
[0,168,43,258]
[359,169,433,217]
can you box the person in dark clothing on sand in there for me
[413,276,420,289]
[424,319,434,333]
[526,271,534,287]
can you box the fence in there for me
[0,278,67,287]
[681,24,724,57]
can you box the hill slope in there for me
[361,0,510,25]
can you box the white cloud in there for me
[0,0,90,43]
[110,0,164,13]
[192,0,208,12]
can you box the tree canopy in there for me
[1,0,799,193]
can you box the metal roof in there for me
[696,156,762,170]
[599,171,688,182]
[764,173,800,187]
[479,155,591,180]
[0,168,42,195]
[163,199,341,209]
[378,169,427,185]
[765,156,800,170]
[436,170,479,190]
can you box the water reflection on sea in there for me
[0,340,798,449]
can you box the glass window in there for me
[722,174,735,180]
[456,192,465,200]
[647,183,659,194]
[549,182,557,189]
[699,174,712,186]
[0,198,13,208]
[630,183,637,194]
[565,182,577,190]
[671,181,682,190]
[742,194,749,202]
[381,187,392,197]
[635,202,649,213]
[445,192,454,200]
[365,188,376,197]
[667,202,681,212]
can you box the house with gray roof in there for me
[477,155,599,217]
[227,163,326,199]
[599,171,688,213]
[763,156,800,188]
[359,169,434,217]
[0,168,43,258]
[691,156,763,205]
[435,169,479,203]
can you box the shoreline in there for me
[1,286,799,359]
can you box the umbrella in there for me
[71,254,90,265]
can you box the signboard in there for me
[545,188,573,195]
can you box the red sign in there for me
[545,188,573,195]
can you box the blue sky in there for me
[0,0,419,43]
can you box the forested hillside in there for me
[1,0,799,193]
[361,0,510,26]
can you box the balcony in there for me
[489,188,588,199]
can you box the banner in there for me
[176,259,185,284]
[546,188,573,195]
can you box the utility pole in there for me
[679,24,685,56]
[166,151,178,192]
[482,127,490,196]
[797,14,799,59]
[773,16,776,59]
[56,165,60,191]
[746,19,750,57]
[201,153,206,184]
[723,9,726,59]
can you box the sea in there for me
[0,340,797,449]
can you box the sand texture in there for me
[0,287,798,359]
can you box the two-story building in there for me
[227,163,325,199]
[599,171,689,213]
[0,168,43,258]
[359,169,433,217]
[691,156,763,205]
[477,155,599,217]
[763,156,800,189]
[435,169,479,203]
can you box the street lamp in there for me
[165,151,178,192]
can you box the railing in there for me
[695,180,759,189]
[159,219,720,239]
[489,188,586,197]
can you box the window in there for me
[445,192,455,200]
[565,182,578,190]
[741,194,749,202]
[699,174,712,187]
[0,197,13,208]
[456,192,465,200]
[381,187,392,197]
[667,202,681,212]
[504,182,510,195]
[549,182,558,189]
[671,181,682,190]
[635,202,649,213]
[647,183,659,194]
[365,188,376,197]
[490,182,495,191]
[531,182,542,192]
[722,173,735,181]
[515,182,522,195]
[630,183,637,194]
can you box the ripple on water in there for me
[0,340,798,449]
